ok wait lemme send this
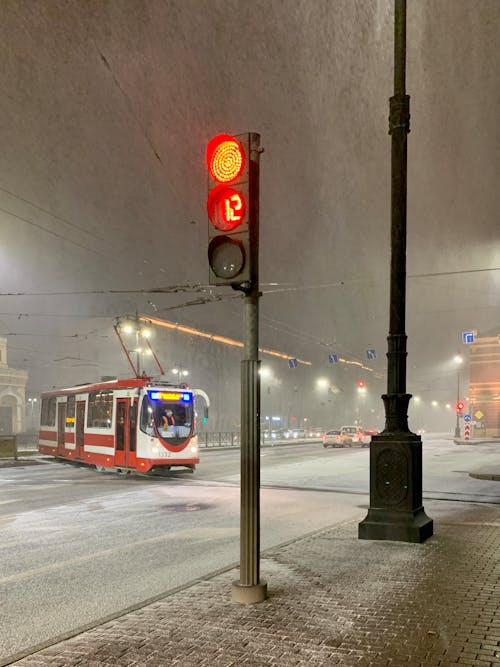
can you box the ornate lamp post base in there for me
[359,430,433,543]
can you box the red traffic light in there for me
[358,380,366,388]
[456,401,465,413]
[206,134,245,183]
[207,185,246,231]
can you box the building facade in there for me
[468,330,500,437]
[0,337,28,434]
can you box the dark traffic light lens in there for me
[208,237,245,279]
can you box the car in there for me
[307,427,326,439]
[322,429,343,448]
[290,428,306,439]
[339,425,359,446]
[358,430,373,447]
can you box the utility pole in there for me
[359,0,433,543]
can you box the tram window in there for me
[66,395,75,419]
[140,397,155,435]
[41,397,56,427]
[87,390,113,428]
[66,395,75,429]
[129,403,137,452]
[41,398,48,426]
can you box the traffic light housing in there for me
[456,401,464,413]
[206,133,260,288]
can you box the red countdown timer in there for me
[207,184,246,231]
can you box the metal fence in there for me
[196,431,241,448]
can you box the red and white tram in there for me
[38,377,204,473]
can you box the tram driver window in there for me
[140,397,155,435]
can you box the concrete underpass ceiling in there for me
[0,0,499,400]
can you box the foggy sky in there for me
[0,0,498,429]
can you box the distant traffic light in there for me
[358,380,366,389]
[206,133,260,288]
[456,401,465,413]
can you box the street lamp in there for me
[172,367,189,377]
[27,397,37,432]
[454,355,463,437]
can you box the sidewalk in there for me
[7,499,500,667]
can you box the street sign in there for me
[462,331,475,344]
[328,353,338,364]
[366,349,377,360]
[464,423,471,441]
[475,410,484,419]
[288,358,298,368]
[463,414,471,422]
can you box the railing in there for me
[196,431,241,448]
[196,432,321,449]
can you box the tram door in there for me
[57,403,66,456]
[75,401,85,459]
[115,399,137,469]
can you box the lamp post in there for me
[454,355,463,438]
[358,0,433,543]
[27,397,37,432]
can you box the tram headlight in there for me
[190,445,198,454]
[151,445,160,455]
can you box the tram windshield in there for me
[140,390,193,445]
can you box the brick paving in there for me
[8,501,500,666]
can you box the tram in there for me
[38,377,207,473]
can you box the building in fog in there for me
[469,329,500,437]
[0,337,28,434]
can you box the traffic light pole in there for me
[358,0,433,543]
[232,134,267,604]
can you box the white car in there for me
[322,429,343,448]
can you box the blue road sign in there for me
[288,358,298,368]
[462,331,474,344]
[328,353,339,364]
[366,349,377,360]
[464,414,471,422]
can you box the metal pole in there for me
[232,134,266,604]
[455,369,461,438]
[359,0,433,543]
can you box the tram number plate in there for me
[158,451,171,458]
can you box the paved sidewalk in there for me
[8,500,500,667]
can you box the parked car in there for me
[322,429,343,448]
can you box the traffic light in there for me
[206,133,260,288]
[358,380,366,389]
[456,401,464,413]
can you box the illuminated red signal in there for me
[456,401,464,413]
[358,380,366,388]
[207,185,246,231]
[206,132,260,287]
[206,134,245,183]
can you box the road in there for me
[1,437,499,664]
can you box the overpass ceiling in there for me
[0,0,498,398]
